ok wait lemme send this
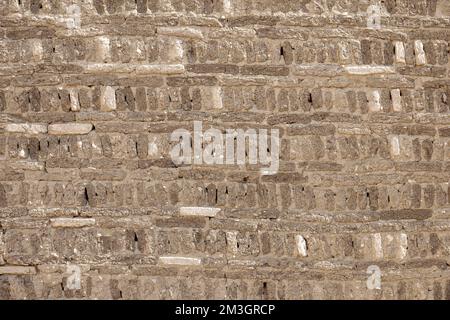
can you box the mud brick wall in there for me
[1,0,450,300]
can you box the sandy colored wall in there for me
[0,0,450,299]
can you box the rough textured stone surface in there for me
[0,0,449,301]
[4,124,47,135]
[48,123,93,135]
[50,218,96,228]
[179,207,221,217]
[0,266,36,275]
[159,256,202,265]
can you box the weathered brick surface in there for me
[0,0,450,300]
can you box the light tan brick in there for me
[48,123,93,135]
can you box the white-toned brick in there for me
[159,256,202,265]
[180,207,221,217]
[48,123,93,135]
[100,86,117,111]
[158,27,203,39]
[414,40,427,66]
[394,41,406,64]
[4,123,48,134]
[0,266,36,275]
[50,218,96,228]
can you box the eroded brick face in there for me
[0,0,450,300]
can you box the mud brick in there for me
[4,229,47,264]
[421,139,434,161]
[345,90,357,112]
[438,127,450,137]
[323,189,336,211]
[357,91,369,113]
[52,228,98,260]
[292,185,316,210]
[186,64,239,74]
[338,136,359,160]
[411,184,422,208]
[372,41,385,65]
[411,138,422,161]
[252,87,265,111]
[27,137,40,160]
[0,0,449,300]
[76,88,91,111]
[0,91,6,112]
[116,87,135,111]
[142,88,157,110]
[424,41,437,65]
[345,187,358,210]
[136,134,148,159]
[257,183,278,208]
[435,184,448,207]
[227,231,260,257]
[435,42,449,65]
[384,42,395,65]
[0,184,7,207]
[379,209,433,221]
[360,40,372,64]
[277,89,289,112]
[424,89,435,112]
[0,136,5,160]
[157,230,198,257]
[14,90,30,112]
[423,185,435,208]
[400,89,414,112]
[57,89,71,112]
[436,89,449,113]
[136,0,147,13]
[380,88,393,112]
[240,65,289,76]
[134,87,147,111]
[281,41,294,65]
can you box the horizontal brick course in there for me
[0,0,450,300]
